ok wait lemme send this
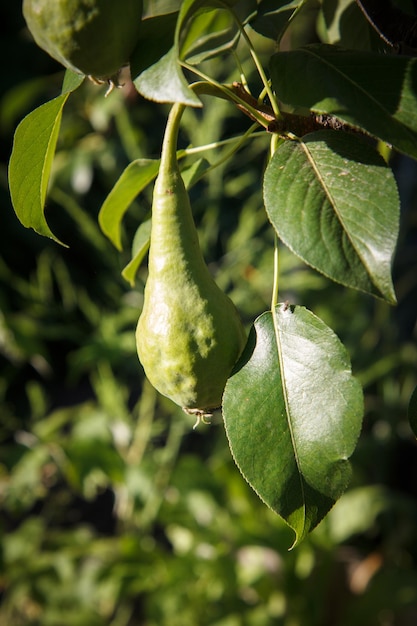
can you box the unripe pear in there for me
[136,104,246,414]
[23,0,143,81]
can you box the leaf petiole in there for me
[269,132,283,311]
[182,65,273,128]
[230,10,281,118]
[271,235,280,311]
[184,123,261,176]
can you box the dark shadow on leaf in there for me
[302,129,385,167]
[228,320,258,377]
[269,46,417,158]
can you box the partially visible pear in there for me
[136,104,246,414]
[23,0,143,82]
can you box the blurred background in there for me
[1,2,417,624]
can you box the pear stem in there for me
[159,102,186,176]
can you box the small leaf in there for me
[408,386,417,438]
[181,8,238,64]
[98,159,159,250]
[132,2,205,105]
[263,130,399,302]
[223,304,363,547]
[319,0,377,50]
[8,94,71,245]
[180,157,211,188]
[132,0,244,105]
[250,0,307,42]
[134,47,201,106]
[269,45,417,159]
[121,219,151,286]
[61,69,84,94]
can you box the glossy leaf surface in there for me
[263,130,399,302]
[223,304,363,546]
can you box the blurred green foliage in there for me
[1,3,417,625]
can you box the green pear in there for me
[136,104,246,415]
[23,0,142,81]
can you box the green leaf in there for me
[250,0,307,42]
[180,156,211,188]
[131,2,202,105]
[321,485,393,544]
[98,159,159,250]
[181,6,239,64]
[145,0,180,15]
[134,47,201,106]
[269,45,417,159]
[122,219,152,286]
[319,0,378,51]
[408,386,417,438]
[132,0,243,105]
[8,73,82,245]
[61,69,84,94]
[263,130,399,302]
[130,12,179,81]
[223,304,363,547]
[8,94,71,245]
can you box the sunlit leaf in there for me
[223,304,363,547]
[8,73,83,245]
[180,157,211,188]
[263,130,399,302]
[98,159,159,250]
[8,94,71,245]
[134,46,201,105]
[122,219,151,286]
[132,2,201,105]
[132,0,248,105]
[61,69,84,94]
[181,7,239,64]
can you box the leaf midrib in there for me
[300,138,371,278]
[271,306,306,540]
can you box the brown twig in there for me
[230,82,362,138]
